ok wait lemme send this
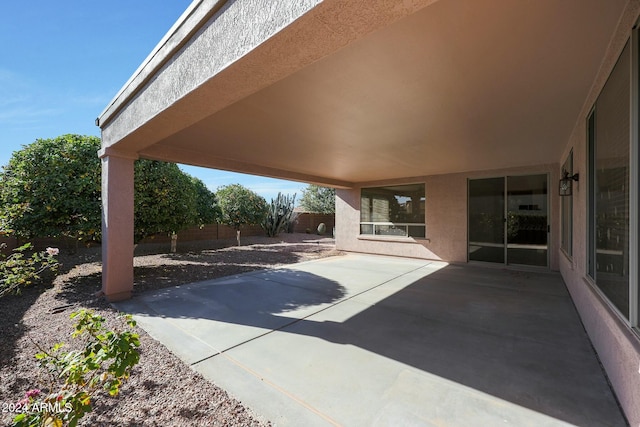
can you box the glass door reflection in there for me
[506,175,548,267]
[468,174,548,267]
[468,177,505,263]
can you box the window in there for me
[360,184,425,238]
[561,150,573,257]
[587,41,630,319]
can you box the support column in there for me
[99,148,137,301]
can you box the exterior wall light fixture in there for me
[559,170,579,196]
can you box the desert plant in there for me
[11,310,140,427]
[262,193,296,237]
[286,211,300,233]
[0,243,59,298]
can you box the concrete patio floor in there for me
[115,254,626,426]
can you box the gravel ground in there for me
[1,233,340,426]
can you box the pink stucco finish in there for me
[561,259,640,425]
[336,155,638,425]
[336,164,560,270]
[95,0,640,422]
[335,2,640,423]
[100,152,135,302]
[555,1,640,423]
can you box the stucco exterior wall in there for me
[101,0,322,150]
[336,163,559,270]
[557,1,640,424]
[336,182,450,261]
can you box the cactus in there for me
[262,193,297,237]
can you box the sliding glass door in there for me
[506,175,548,266]
[468,178,505,263]
[468,174,548,267]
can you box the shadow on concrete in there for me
[124,269,348,332]
[315,264,621,427]
[119,262,625,427]
[133,246,330,294]
[51,244,328,305]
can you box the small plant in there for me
[0,243,59,298]
[262,193,296,237]
[11,309,141,427]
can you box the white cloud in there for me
[0,69,62,124]
[0,94,29,108]
[0,68,29,95]
[0,105,63,123]
[0,68,107,127]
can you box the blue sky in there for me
[0,1,306,202]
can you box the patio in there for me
[115,254,625,426]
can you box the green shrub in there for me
[0,135,102,242]
[0,243,59,298]
[299,185,335,214]
[133,160,199,243]
[190,176,221,226]
[0,135,217,245]
[11,310,140,427]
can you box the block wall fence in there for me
[0,213,335,255]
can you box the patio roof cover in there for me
[98,0,629,187]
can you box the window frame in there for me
[631,26,639,329]
[585,34,639,329]
[359,183,426,239]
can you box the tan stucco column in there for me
[99,148,137,301]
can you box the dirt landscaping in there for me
[0,233,340,426]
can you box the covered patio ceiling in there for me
[99,0,628,187]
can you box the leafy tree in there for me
[190,176,220,226]
[0,135,209,245]
[133,160,198,243]
[0,135,102,241]
[216,184,267,245]
[262,192,296,237]
[299,184,336,214]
